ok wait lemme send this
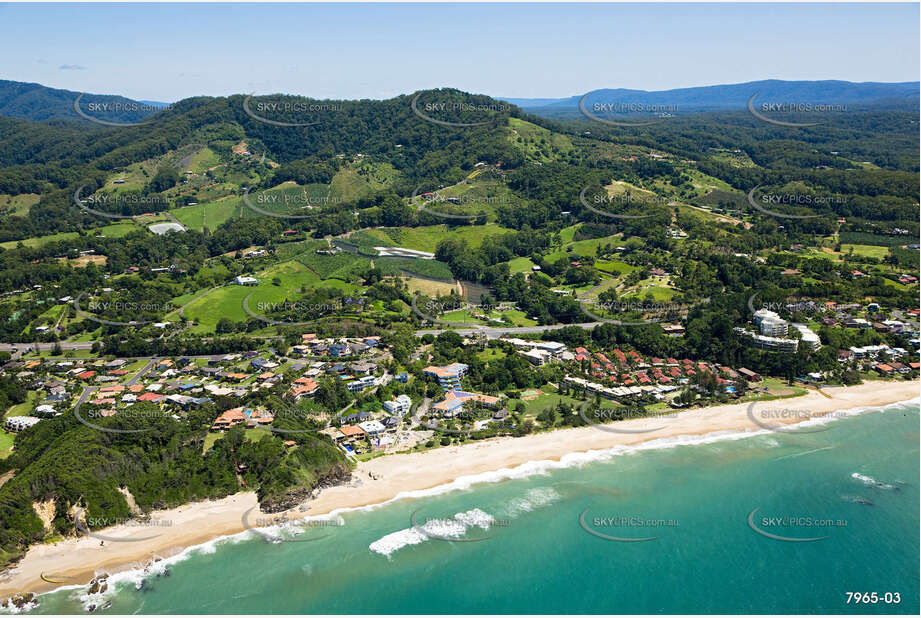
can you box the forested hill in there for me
[0,79,169,123]
[0,88,528,175]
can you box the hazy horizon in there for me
[0,2,918,102]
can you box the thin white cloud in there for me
[58,64,86,71]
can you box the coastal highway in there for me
[1,321,605,355]
[414,322,603,338]
[0,342,95,351]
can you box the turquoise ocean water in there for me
[18,400,920,614]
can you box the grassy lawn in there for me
[882,278,908,291]
[440,308,537,327]
[98,222,142,238]
[594,260,637,275]
[330,169,374,203]
[508,257,536,274]
[507,118,574,162]
[544,234,625,263]
[171,197,241,231]
[25,348,96,359]
[4,391,41,419]
[623,281,676,301]
[245,427,272,442]
[558,225,580,244]
[185,147,221,173]
[507,391,582,416]
[405,277,457,297]
[0,193,40,217]
[841,244,890,259]
[477,348,508,363]
[1,391,40,458]
[1,231,79,250]
[203,431,222,453]
[0,431,15,459]
[182,260,357,332]
[372,224,513,253]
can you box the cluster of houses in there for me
[290,333,381,358]
[320,394,412,452]
[1,332,398,441]
[563,344,766,404]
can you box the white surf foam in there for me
[369,507,494,557]
[29,395,919,604]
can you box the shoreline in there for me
[1,379,918,598]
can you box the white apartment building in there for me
[791,323,821,350]
[383,394,412,415]
[753,309,789,336]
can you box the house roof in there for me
[340,424,366,437]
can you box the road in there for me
[415,322,602,338]
[126,358,158,386]
[0,341,95,358]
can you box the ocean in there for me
[19,399,920,614]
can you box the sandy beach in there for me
[1,379,918,598]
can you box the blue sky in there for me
[0,2,917,102]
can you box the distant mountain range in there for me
[0,78,916,124]
[501,79,919,117]
[0,80,170,123]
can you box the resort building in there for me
[431,390,502,417]
[501,338,568,357]
[737,367,762,382]
[753,309,789,336]
[520,348,553,366]
[733,328,799,353]
[423,363,469,391]
[791,323,821,350]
